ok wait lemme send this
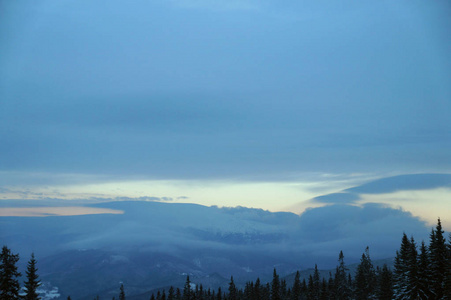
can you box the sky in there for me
[0,0,450,228]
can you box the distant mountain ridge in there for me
[1,173,448,299]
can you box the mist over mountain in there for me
[0,198,430,299]
[2,173,449,299]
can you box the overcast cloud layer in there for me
[1,0,450,183]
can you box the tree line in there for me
[0,247,39,300]
[136,219,451,300]
[1,219,450,300]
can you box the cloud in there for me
[1,0,450,181]
[346,173,451,194]
[112,196,174,202]
[312,192,360,204]
[1,200,434,269]
[305,173,451,228]
[293,202,430,262]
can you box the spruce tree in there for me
[301,279,308,300]
[193,285,198,300]
[309,264,321,300]
[0,246,21,300]
[376,264,393,300]
[119,284,126,300]
[307,274,315,300]
[354,247,376,300]
[405,237,420,299]
[24,253,41,300]
[176,288,181,300]
[280,279,287,300]
[291,271,302,300]
[429,218,447,299]
[244,281,253,300]
[334,251,351,300]
[254,277,261,300]
[183,276,192,300]
[417,241,432,299]
[228,276,237,300]
[216,287,221,300]
[444,233,451,300]
[271,268,280,300]
[168,286,175,300]
[197,284,203,300]
[393,233,411,299]
[319,278,328,300]
[328,272,335,300]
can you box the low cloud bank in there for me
[0,200,432,268]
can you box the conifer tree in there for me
[327,272,335,300]
[393,233,411,299]
[405,237,420,299]
[280,279,287,300]
[319,278,328,300]
[354,247,376,300]
[301,279,307,300]
[307,274,315,300]
[334,251,351,300]
[119,284,126,300]
[228,276,237,300]
[244,281,253,300]
[183,276,192,300]
[254,277,261,300]
[262,283,271,300]
[291,271,302,300]
[0,246,21,300]
[176,288,181,300]
[216,287,221,300]
[168,286,175,300]
[417,241,432,299]
[194,285,198,300]
[271,268,280,300]
[444,233,451,300]
[308,264,320,300]
[376,264,393,300]
[24,253,41,300]
[429,218,447,299]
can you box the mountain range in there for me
[1,173,449,299]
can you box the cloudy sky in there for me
[0,0,450,227]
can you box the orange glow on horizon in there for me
[0,207,124,217]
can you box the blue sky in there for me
[0,0,450,227]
